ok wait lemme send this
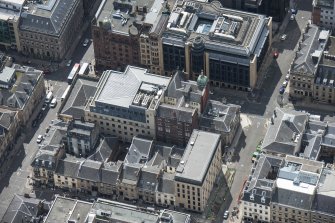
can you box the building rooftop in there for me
[261,107,308,155]
[0,66,15,87]
[0,109,16,131]
[200,100,240,133]
[313,0,334,8]
[162,0,270,57]
[312,168,335,216]
[291,24,329,75]
[242,154,283,205]
[44,196,92,223]
[175,130,220,185]
[94,0,164,35]
[0,66,43,110]
[1,194,50,223]
[90,199,191,223]
[61,77,98,119]
[20,0,79,36]
[92,66,170,109]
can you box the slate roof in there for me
[312,168,335,216]
[121,163,141,184]
[0,68,42,110]
[77,160,102,182]
[322,122,335,148]
[262,108,308,155]
[55,155,84,178]
[101,161,122,185]
[125,136,154,164]
[88,136,119,162]
[0,110,16,130]
[61,78,98,119]
[158,172,175,195]
[1,194,48,223]
[291,24,328,74]
[138,166,160,192]
[271,187,314,210]
[200,100,240,133]
[242,154,283,205]
[20,0,78,36]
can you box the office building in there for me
[162,0,272,91]
[175,130,222,212]
[92,0,171,73]
[242,154,283,223]
[0,0,25,50]
[221,0,289,22]
[312,0,335,31]
[84,66,171,142]
[19,0,83,61]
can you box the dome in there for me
[197,71,208,89]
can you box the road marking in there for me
[257,122,260,128]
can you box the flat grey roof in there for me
[93,66,170,108]
[175,130,220,185]
[0,66,15,84]
[44,196,92,223]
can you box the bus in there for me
[61,85,71,101]
[67,63,80,84]
[78,62,89,76]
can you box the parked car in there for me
[32,119,38,128]
[37,111,44,120]
[280,34,287,41]
[223,210,229,220]
[42,103,48,111]
[279,86,285,95]
[290,14,295,21]
[285,73,290,81]
[83,38,90,47]
[282,81,288,88]
[36,135,43,144]
[66,59,72,67]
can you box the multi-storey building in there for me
[84,66,171,143]
[0,109,19,171]
[312,0,335,31]
[199,100,241,148]
[261,107,308,156]
[313,36,335,104]
[0,65,45,126]
[221,0,289,22]
[0,0,24,50]
[156,71,208,146]
[311,168,335,223]
[18,0,83,61]
[175,130,222,212]
[66,120,99,157]
[44,195,193,223]
[289,23,330,101]
[162,0,272,91]
[92,0,171,73]
[242,154,283,223]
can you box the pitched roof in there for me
[101,161,122,185]
[77,160,102,182]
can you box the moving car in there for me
[290,14,295,21]
[36,135,43,144]
[280,34,287,41]
[50,98,57,108]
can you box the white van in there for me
[45,91,53,104]
[50,98,57,108]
